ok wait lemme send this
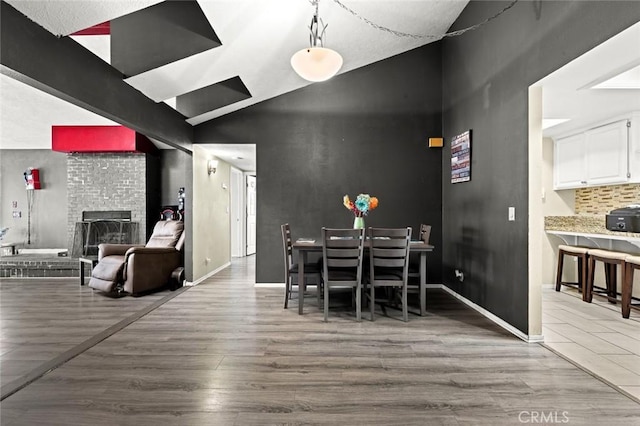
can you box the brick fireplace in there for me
[66,152,159,252]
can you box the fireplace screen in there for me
[71,211,140,257]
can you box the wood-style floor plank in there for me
[1,257,639,425]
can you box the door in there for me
[230,168,244,257]
[246,175,257,255]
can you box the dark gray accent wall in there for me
[441,0,640,333]
[175,76,251,118]
[196,43,443,283]
[0,150,67,248]
[160,150,190,206]
[145,153,161,239]
[159,149,193,281]
[111,0,221,77]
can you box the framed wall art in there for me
[451,130,471,184]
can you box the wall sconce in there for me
[207,159,218,175]
[428,137,443,148]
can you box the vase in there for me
[353,216,365,229]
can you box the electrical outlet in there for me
[508,207,516,221]
[455,269,465,282]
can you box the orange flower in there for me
[369,197,379,210]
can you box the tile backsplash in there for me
[575,183,640,214]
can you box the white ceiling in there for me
[2,1,638,170]
[538,21,640,138]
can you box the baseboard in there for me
[251,281,543,342]
[186,262,231,286]
[436,284,544,343]
[254,283,285,287]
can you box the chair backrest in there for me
[146,220,184,249]
[368,227,412,283]
[419,224,431,244]
[281,223,293,276]
[322,228,365,283]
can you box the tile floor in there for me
[542,286,640,402]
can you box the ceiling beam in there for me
[0,1,193,153]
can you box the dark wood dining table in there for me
[292,239,434,316]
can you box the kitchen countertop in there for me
[545,215,640,249]
[545,215,640,238]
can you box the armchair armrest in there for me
[98,243,144,259]
[124,246,179,257]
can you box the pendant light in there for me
[291,0,343,82]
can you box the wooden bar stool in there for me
[555,245,589,300]
[585,248,627,305]
[623,255,640,318]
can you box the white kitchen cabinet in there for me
[554,119,630,190]
[585,120,630,186]
[554,133,587,189]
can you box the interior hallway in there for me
[1,257,638,425]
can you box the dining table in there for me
[292,238,434,316]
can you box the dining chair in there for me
[281,223,322,309]
[368,227,412,322]
[321,227,366,322]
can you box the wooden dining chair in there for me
[367,227,412,322]
[281,223,322,309]
[321,227,366,322]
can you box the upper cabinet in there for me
[554,117,634,190]
[554,132,587,189]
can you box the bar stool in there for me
[585,248,627,305]
[623,255,640,318]
[555,245,589,300]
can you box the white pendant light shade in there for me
[291,47,343,82]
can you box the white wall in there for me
[541,136,576,285]
[191,146,231,281]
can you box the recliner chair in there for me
[89,220,185,296]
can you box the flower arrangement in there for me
[343,193,379,218]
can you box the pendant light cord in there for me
[330,0,519,40]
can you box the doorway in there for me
[231,168,245,257]
[529,22,640,400]
[246,174,257,256]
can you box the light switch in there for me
[508,207,516,221]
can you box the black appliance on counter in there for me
[606,205,640,232]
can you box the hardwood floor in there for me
[1,257,639,425]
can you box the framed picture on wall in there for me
[451,130,471,183]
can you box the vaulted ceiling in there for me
[5,1,636,170]
[1,0,472,169]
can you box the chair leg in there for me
[622,263,633,319]
[555,250,564,292]
[356,285,361,322]
[579,254,588,301]
[370,285,375,321]
[284,276,290,309]
[577,255,585,293]
[402,285,408,322]
[324,282,329,322]
[316,275,321,307]
[605,263,617,304]
[585,257,595,303]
